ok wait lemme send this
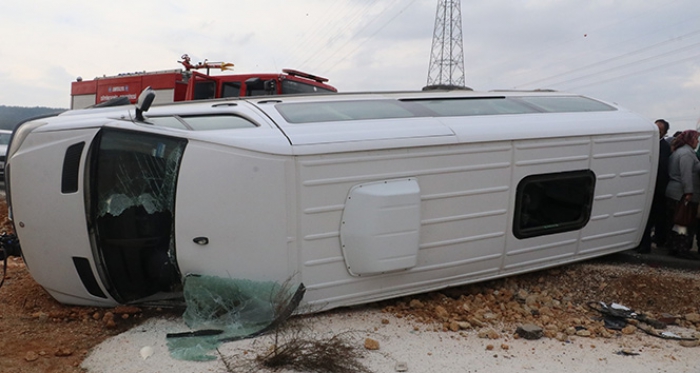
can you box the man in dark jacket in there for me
[638,119,671,253]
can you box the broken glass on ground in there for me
[166,275,305,361]
[588,301,699,341]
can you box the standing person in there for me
[666,131,682,146]
[665,129,700,258]
[638,119,671,253]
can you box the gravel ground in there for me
[83,305,700,373]
[81,261,700,373]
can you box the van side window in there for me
[276,97,617,124]
[513,170,596,239]
[147,115,258,131]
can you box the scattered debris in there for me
[587,301,698,342]
[658,313,678,325]
[615,349,640,356]
[679,339,700,348]
[24,351,39,362]
[515,324,543,340]
[364,338,380,350]
[395,361,408,372]
[635,323,698,341]
[685,313,700,323]
[54,348,73,357]
[587,301,666,330]
[139,346,154,360]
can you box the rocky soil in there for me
[0,199,176,373]
[379,262,700,341]
[1,193,700,372]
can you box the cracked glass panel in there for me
[167,275,305,361]
[91,129,187,302]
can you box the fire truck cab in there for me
[70,54,337,109]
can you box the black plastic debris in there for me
[615,349,640,356]
[603,317,627,331]
[588,301,665,329]
[588,301,698,342]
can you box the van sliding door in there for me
[88,129,187,303]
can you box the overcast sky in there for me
[1,0,699,131]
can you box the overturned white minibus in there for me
[6,89,657,310]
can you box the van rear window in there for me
[275,96,616,124]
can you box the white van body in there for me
[6,90,657,310]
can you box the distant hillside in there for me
[0,105,66,131]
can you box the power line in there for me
[516,28,700,88]
[474,0,686,78]
[281,2,352,68]
[564,50,700,91]
[310,0,417,74]
[536,39,700,88]
[291,0,389,70]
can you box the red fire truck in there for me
[70,54,337,109]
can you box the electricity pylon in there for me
[426,0,466,88]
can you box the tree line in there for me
[0,105,66,131]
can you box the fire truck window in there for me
[281,80,335,95]
[194,81,216,100]
[221,82,241,98]
[248,88,268,96]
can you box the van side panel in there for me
[297,132,655,309]
[580,134,656,254]
[296,142,513,307]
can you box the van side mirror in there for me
[135,87,156,121]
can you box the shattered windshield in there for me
[90,129,187,302]
[95,131,185,217]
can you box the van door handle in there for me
[193,237,209,245]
